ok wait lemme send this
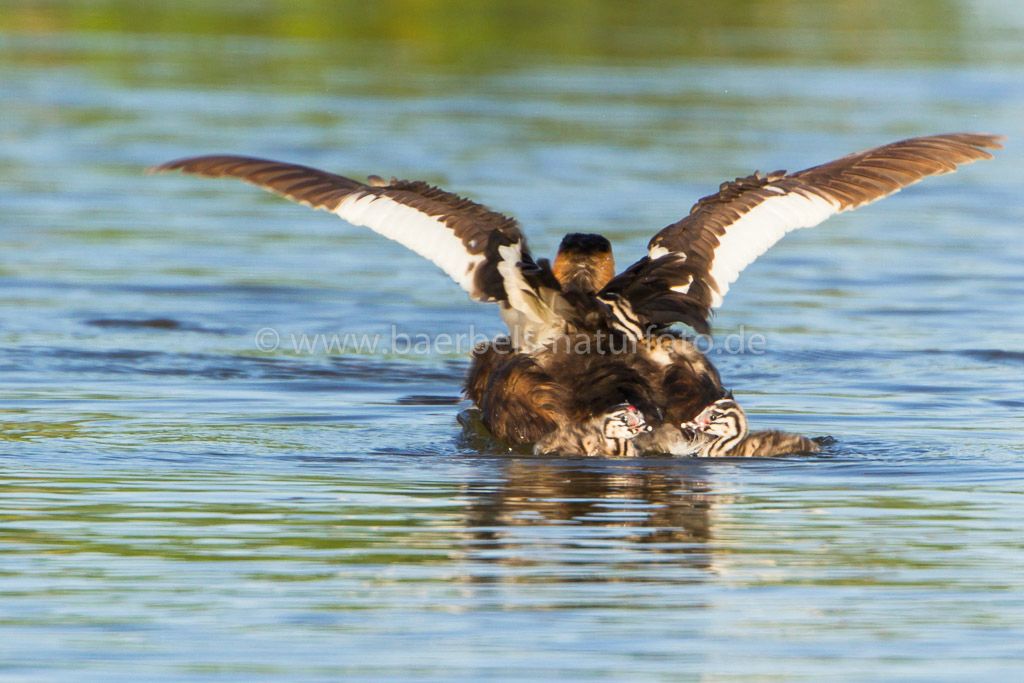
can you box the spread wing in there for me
[150,155,567,348]
[602,132,1002,335]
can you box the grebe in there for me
[677,398,821,457]
[152,133,1000,455]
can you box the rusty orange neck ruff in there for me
[553,233,615,294]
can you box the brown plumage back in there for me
[465,339,569,446]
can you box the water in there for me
[2,1,1024,680]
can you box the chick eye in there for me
[709,412,722,420]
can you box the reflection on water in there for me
[2,0,1024,679]
[462,459,718,576]
[5,454,1022,679]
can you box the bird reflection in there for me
[458,453,727,579]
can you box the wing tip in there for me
[943,132,1006,159]
[948,131,1005,148]
[145,154,246,177]
[146,159,181,175]
[914,132,1005,162]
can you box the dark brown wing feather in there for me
[151,155,365,210]
[606,132,1002,333]
[782,132,1002,210]
[151,155,539,305]
[598,253,714,334]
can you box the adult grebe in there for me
[152,133,1000,455]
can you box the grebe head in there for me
[693,398,749,441]
[601,404,650,440]
[553,233,615,293]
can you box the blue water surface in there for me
[1,2,1023,680]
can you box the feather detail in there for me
[621,133,1003,329]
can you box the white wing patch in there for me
[496,243,541,322]
[670,275,694,294]
[334,193,485,293]
[497,242,566,351]
[707,190,839,307]
[336,193,565,349]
